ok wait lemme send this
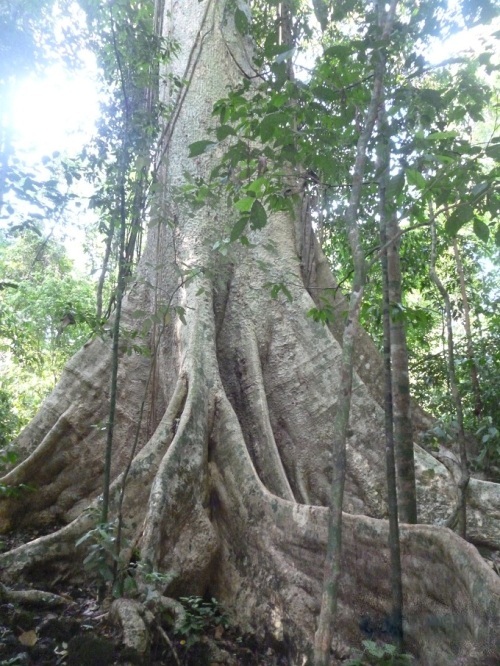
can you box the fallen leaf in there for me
[214,625,224,640]
[19,629,37,646]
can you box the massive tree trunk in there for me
[1,2,499,664]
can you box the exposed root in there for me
[144,594,186,631]
[206,391,500,665]
[0,582,70,607]
[110,598,151,660]
[228,328,295,501]
[0,334,153,531]
[0,514,94,583]
[0,235,499,666]
[0,376,188,583]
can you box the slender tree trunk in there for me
[429,208,469,538]
[377,101,404,651]
[452,237,482,417]
[386,210,418,524]
[101,174,128,528]
[314,4,399,662]
[96,225,114,323]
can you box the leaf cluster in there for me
[176,596,230,648]
[346,639,413,665]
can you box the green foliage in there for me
[0,1,103,442]
[75,517,138,597]
[307,303,336,325]
[0,389,19,448]
[475,417,500,472]
[79,0,179,304]
[0,231,96,433]
[265,281,293,301]
[345,640,413,665]
[76,520,120,585]
[404,230,500,476]
[176,596,230,648]
[0,441,34,499]
[289,1,500,477]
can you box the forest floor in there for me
[0,587,292,666]
[2,528,499,666]
[0,528,294,666]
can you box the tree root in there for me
[144,594,186,631]
[0,268,499,665]
[109,598,151,661]
[154,620,182,666]
[0,582,70,607]
[110,596,183,666]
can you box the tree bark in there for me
[0,2,499,664]
[377,100,404,651]
[386,212,418,524]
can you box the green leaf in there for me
[188,140,216,157]
[387,172,405,198]
[234,8,249,35]
[216,125,236,141]
[234,197,254,212]
[246,177,268,196]
[122,575,138,595]
[280,284,293,302]
[176,307,187,325]
[323,44,352,59]
[427,131,459,141]
[311,154,336,180]
[259,112,286,143]
[263,37,295,59]
[249,200,267,229]
[495,226,500,247]
[312,85,337,103]
[485,144,500,160]
[419,88,444,109]
[230,217,248,242]
[270,61,287,87]
[405,168,426,190]
[473,218,490,243]
[445,204,474,236]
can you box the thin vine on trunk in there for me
[452,236,483,418]
[429,204,470,539]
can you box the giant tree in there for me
[1,1,499,664]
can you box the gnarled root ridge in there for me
[0,272,499,665]
[206,392,500,665]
